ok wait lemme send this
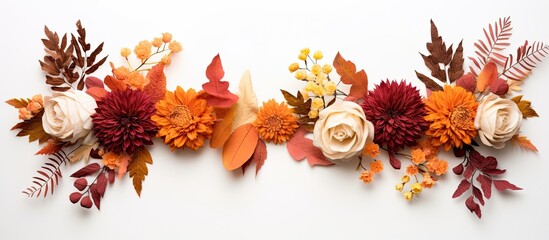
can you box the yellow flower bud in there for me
[288,62,300,72]
[152,37,163,48]
[313,50,323,60]
[311,64,321,75]
[401,175,410,183]
[395,183,404,192]
[411,183,423,193]
[120,48,131,58]
[324,81,337,95]
[295,70,307,80]
[304,82,315,92]
[162,32,172,43]
[298,53,307,61]
[311,97,324,110]
[404,191,414,201]
[308,110,318,119]
[312,84,325,96]
[322,64,333,74]
[300,48,310,56]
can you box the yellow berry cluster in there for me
[288,48,337,119]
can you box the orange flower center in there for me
[265,116,283,132]
[169,105,192,127]
[449,105,472,129]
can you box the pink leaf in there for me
[490,78,509,95]
[493,180,522,191]
[456,73,476,92]
[452,179,471,198]
[465,196,482,218]
[97,173,107,197]
[74,178,87,191]
[388,151,401,170]
[473,186,485,206]
[86,87,108,101]
[69,192,82,204]
[453,164,464,175]
[286,128,333,167]
[85,76,104,89]
[253,139,268,176]
[117,154,131,178]
[80,195,93,209]
[201,54,239,108]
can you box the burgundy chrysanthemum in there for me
[92,89,156,155]
[361,80,428,152]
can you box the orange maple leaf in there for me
[144,63,167,104]
[512,135,538,152]
[332,52,368,100]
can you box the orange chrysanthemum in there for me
[253,99,299,144]
[426,158,448,176]
[152,87,215,151]
[424,85,478,151]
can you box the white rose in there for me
[474,93,522,149]
[42,89,97,143]
[313,101,374,161]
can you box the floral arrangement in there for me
[8,18,545,218]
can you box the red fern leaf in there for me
[501,41,549,82]
[22,151,67,198]
[469,17,513,76]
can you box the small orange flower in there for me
[370,160,384,173]
[162,33,172,43]
[424,85,478,151]
[124,71,149,90]
[362,142,380,158]
[359,170,375,184]
[102,151,122,170]
[406,164,419,175]
[253,99,299,144]
[111,64,130,80]
[427,158,448,176]
[422,174,435,188]
[169,41,183,53]
[411,148,426,165]
[134,40,152,60]
[31,94,43,105]
[152,37,163,48]
[18,107,32,120]
[152,87,216,151]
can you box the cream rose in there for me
[474,93,522,149]
[42,89,97,143]
[313,101,374,161]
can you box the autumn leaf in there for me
[286,127,333,167]
[251,139,268,175]
[36,139,64,155]
[511,95,538,118]
[511,134,538,152]
[68,142,99,163]
[11,111,50,144]
[6,98,31,108]
[70,163,101,178]
[231,70,259,131]
[144,63,167,104]
[476,62,498,92]
[493,180,522,191]
[86,87,108,101]
[452,179,471,198]
[222,123,258,171]
[455,73,476,92]
[128,147,153,197]
[201,54,239,108]
[332,52,368,99]
[210,106,236,148]
[104,75,126,92]
[85,76,104,89]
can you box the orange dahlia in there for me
[424,85,478,151]
[253,99,299,144]
[152,87,215,151]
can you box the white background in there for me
[1,0,548,239]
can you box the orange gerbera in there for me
[253,99,299,144]
[424,85,478,151]
[152,87,216,151]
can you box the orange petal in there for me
[476,62,498,92]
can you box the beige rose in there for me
[42,89,97,143]
[313,101,374,161]
[474,93,522,149]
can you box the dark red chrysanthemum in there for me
[92,89,156,155]
[361,80,428,152]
